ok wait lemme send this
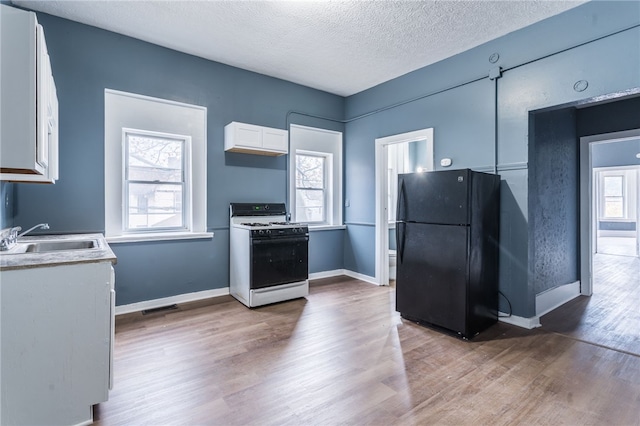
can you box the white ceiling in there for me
[13,0,588,96]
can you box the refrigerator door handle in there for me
[397,178,406,221]
[397,222,406,264]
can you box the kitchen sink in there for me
[4,239,101,254]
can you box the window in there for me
[602,175,625,218]
[105,89,209,242]
[124,130,189,232]
[289,125,342,227]
[295,152,329,223]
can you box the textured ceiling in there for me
[12,0,588,96]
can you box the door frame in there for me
[579,128,640,295]
[374,128,434,286]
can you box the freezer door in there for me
[396,222,467,334]
[397,170,469,225]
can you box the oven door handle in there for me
[252,236,309,245]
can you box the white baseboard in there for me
[309,269,346,280]
[499,313,541,329]
[115,287,230,316]
[309,269,378,285]
[535,280,581,317]
[343,269,378,285]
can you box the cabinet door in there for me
[234,123,262,148]
[262,128,288,153]
[0,12,58,183]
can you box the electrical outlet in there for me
[345,199,350,207]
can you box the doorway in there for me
[580,129,640,295]
[593,166,639,257]
[374,128,434,286]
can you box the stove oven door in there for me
[250,235,309,289]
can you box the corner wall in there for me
[12,11,346,306]
[344,1,640,318]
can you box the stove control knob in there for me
[266,229,271,235]
[258,230,264,235]
[292,228,298,233]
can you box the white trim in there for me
[104,89,207,239]
[115,287,229,315]
[289,124,343,227]
[122,128,192,233]
[105,88,204,110]
[295,149,332,225]
[343,269,378,285]
[308,269,349,280]
[499,314,541,329]
[308,269,378,285]
[580,128,640,296]
[107,231,213,244]
[375,128,434,286]
[535,280,581,317]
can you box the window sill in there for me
[308,225,346,231]
[106,231,214,244]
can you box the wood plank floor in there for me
[95,276,640,425]
[541,253,640,356]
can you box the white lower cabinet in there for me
[0,261,115,426]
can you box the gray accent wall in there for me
[529,108,579,296]
[10,12,345,306]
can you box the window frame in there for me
[601,174,626,219]
[104,89,210,243]
[122,128,192,234]
[288,124,343,229]
[294,150,331,225]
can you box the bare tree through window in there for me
[296,154,326,222]
[125,132,187,230]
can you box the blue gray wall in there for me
[592,138,640,168]
[8,2,640,317]
[11,12,345,305]
[343,1,640,317]
[0,183,13,229]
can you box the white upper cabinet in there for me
[224,121,288,156]
[0,5,59,183]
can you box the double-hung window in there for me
[602,175,625,218]
[124,129,190,232]
[295,152,330,223]
[105,89,209,242]
[289,125,343,227]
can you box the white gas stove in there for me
[229,203,309,307]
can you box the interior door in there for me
[396,222,467,334]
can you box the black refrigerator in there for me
[395,169,500,339]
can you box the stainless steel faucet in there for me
[0,223,49,251]
[18,223,50,238]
